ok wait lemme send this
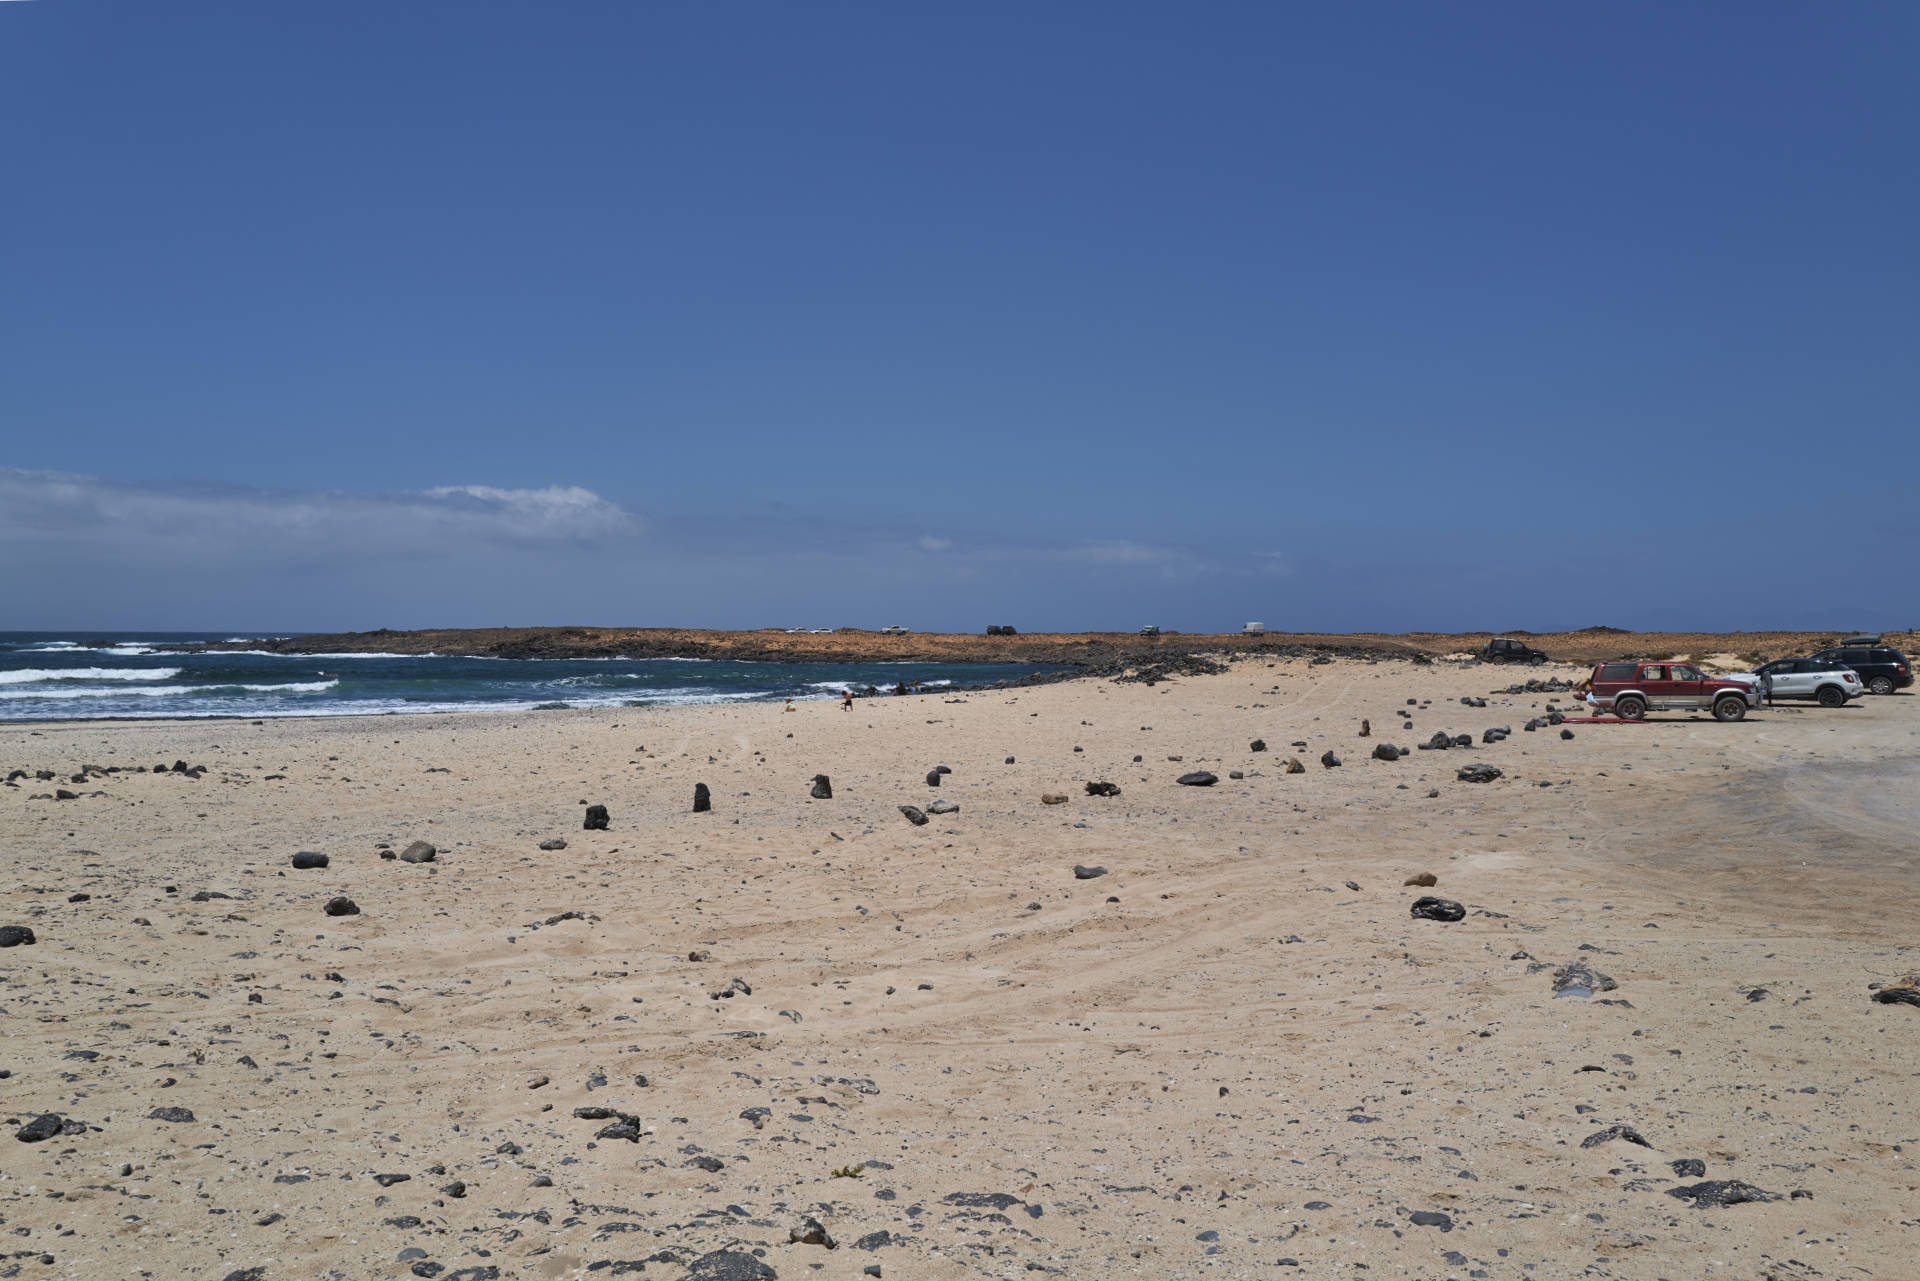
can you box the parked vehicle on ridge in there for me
[1482,637,1549,665]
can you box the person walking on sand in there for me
[842,689,854,711]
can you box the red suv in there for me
[1583,661,1762,722]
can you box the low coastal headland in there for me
[173,623,1912,668]
[6,636,1917,1279]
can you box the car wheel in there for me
[1868,675,1894,695]
[1816,685,1846,708]
[1712,696,1747,722]
[1529,655,1545,666]
[1615,696,1646,721]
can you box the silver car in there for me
[1750,658,1863,708]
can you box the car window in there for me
[1598,663,1634,681]
[1788,661,1811,673]
[1642,665,1667,681]
[1672,665,1702,680]
[1871,648,1896,662]
[1842,649,1869,664]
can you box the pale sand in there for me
[3,658,1916,1281]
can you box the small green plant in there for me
[830,1164,866,1179]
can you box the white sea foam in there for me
[0,667,182,685]
[0,679,337,701]
[804,678,952,693]
[197,649,434,659]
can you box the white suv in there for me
[1749,658,1863,707]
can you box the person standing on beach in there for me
[842,689,854,711]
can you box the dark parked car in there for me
[1811,642,1912,694]
[1481,637,1548,665]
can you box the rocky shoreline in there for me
[156,624,1909,668]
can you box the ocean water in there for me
[0,632,1063,721]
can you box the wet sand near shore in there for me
[3,658,1916,1281]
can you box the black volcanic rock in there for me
[583,804,610,830]
[1666,1180,1776,1208]
[1410,896,1465,923]
[16,1113,64,1143]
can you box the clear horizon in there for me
[3,3,1914,634]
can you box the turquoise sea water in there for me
[0,632,1063,721]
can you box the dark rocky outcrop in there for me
[583,804,610,830]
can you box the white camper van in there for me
[1242,622,1265,634]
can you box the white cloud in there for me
[916,535,953,552]
[1058,539,1185,566]
[0,468,642,564]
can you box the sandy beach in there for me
[4,655,1916,1281]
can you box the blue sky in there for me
[3,2,1915,633]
